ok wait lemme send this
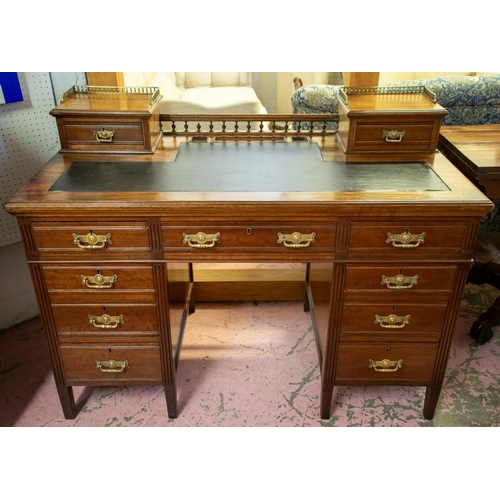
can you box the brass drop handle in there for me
[95,359,129,373]
[368,358,403,372]
[386,229,425,248]
[73,231,112,249]
[374,313,410,329]
[381,274,419,289]
[182,231,221,248]
[93,128,115,143]
[81,273,118,289]
[89,313,124,329]
[383,129,406,143]
[277,231,316,248]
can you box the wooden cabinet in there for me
[4,133,493,421]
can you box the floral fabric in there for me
[291,74,500,127]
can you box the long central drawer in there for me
[162,222,336,258]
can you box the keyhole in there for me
[386,347,390,353]
[247,228,252,235]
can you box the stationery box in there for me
[50,85,162,154]
[336,86,448,162]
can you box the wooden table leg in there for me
[164,385,178,419]
[320,385,334,419]
[423,385,441,420]
[57,385,77,419]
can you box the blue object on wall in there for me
[0,73,24,104]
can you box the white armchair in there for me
[123,72,267,115]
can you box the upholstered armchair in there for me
[291,77,342,131]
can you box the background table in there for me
[439,125,500,344]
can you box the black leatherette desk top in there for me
[49,142,449,193]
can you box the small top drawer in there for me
[59,118,147,152]
[347,221,469,259]
[32,221,151,260]
[350,120,438,153]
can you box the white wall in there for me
[0,72,85,330]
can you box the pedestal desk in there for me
[4,132,492,420]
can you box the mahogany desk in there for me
[439,125,500,344]
[4,136,492,420]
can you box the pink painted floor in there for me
[2,294,500,428]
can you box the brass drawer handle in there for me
[73,231,112,249]
[182,231,221,248]
[386,229,425,248]
[95,359,129,373]
[89,313,124,329]
[277,231,316,248]
[381,274,419,289]
[368,358,403,372]
[374,313,410,329]
[382,129,405,143]
[81,273,118,289]
[93,128,115,143]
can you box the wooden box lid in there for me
[50,85,161,117]
[337,86,448,118]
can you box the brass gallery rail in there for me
[159,113,338,139]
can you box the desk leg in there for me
[320,385,334,420]
[164,385,178,419]
[423,385,441,420]
[57,385,77,419]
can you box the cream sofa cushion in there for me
[122,72,266,115]
[175,72,251,89]
[161,86,264,114]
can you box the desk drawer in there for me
[344,264,457,293]
[60,345,162,384]
[348,221,468,259]
[351,120,438,153]
[163,223,336,255]
[56,117,157,153]
[340,302,447,341]
[52,304,158,335]
[43,264,155,303]
[32,221,151,259]
[335,342,438,384]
